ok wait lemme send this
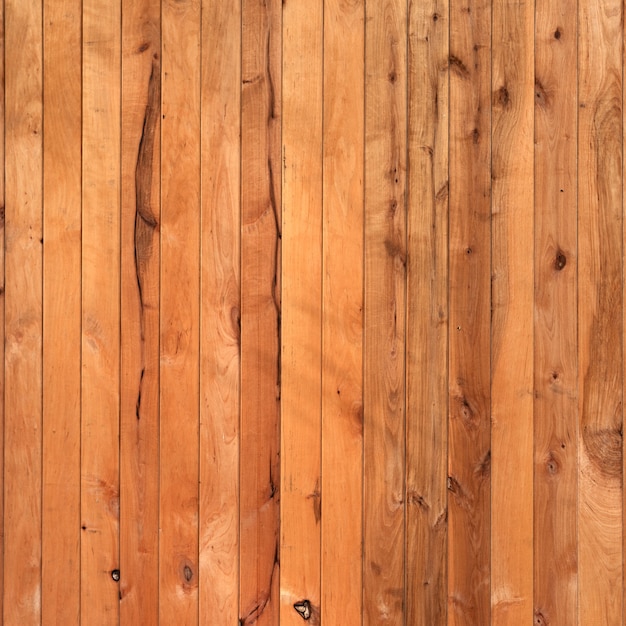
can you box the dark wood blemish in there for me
[472,128,480,144]
[239,545,279,624]
[534,608,549,625]
[535,80,549,108]
[495,85,510,108]
[183,565,193,583]
[0,205,5,228]
[293,599,311,620]
[111,569,120,582]
[136,368,145,419]
[554,28,561,40]
[307,480,321,524]
[435,181,449,201]
[407,490,429,511]
[449,54,470,79]
[476,449,490,478]
[545,451,560,476]
[554,250,567,271]
[432,12,439,21]
[137,41,150,54]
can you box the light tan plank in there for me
[490,0,534,623]
[321,0,364,623]
[159,0,201,623]
[577,0,623,622]
[280,1,323,624]
[4,0,43,622]
[120,0,160,621]
[406,1,448,623]
[42,1,81,622]
[363,1,407,624]
[240,0,282,623]
[199,0,240,622]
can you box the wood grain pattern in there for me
[577,0,623,622]
[4,1,42,623]
[406,0,448,622]
[280,1,323,624]
[363,1,407,624]
[534,1,578,624]
[199,0,240,622]
[321,0,364,623]
[42,0,81,622]
[159,0,201,622]
[81,1,121,622]
[120,0,160,622]
[240,1,281,624]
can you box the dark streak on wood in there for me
[239,545,279,625]
[449,54,470,79]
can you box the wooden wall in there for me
[1,0,624,624]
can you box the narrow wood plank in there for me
[321,0,364,623]
[533,1,578,623]
[42,1,81,622]
[81,0,122,621]
[577,0,623,622]
[448,0,491,622]
[159,0,201,622]
[363,1,407,624]
[240,1,282,624]
[3,0,43,622]
[405,0,448,623]
[280,1,323,623]
[120,0,160,621]
[199,0,240,622]
[490,0,534,623]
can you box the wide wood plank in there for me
[280,1,323,624]
[577,0,623,623]
[81,0,122,622]
[42,1,81,622]
[321,0,364,623]
[4,1,43,622]
[199,0,240,622]
[240,1,282,624]
[120,0,160,621]
[490,0,534,623]
[159,0,201,623]
[533,1,578,624]
[406,1,448,623]
[448,0,491,622]
[363,1,407,624]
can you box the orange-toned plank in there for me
[280,1,323,623]
[577,0,623,622]
[42,1,81,622]
[199,0,240,622]
[240,1,281,624]
[81,0,121,621]
[363,1,407,624]
[533,2,578,624]
[120,0,160,621]
[406,0,448,623]
[321,0,364,623]
[159,0,201,623]
[4,0,43,622]
[490,0,534,623]
[448,0,491,622]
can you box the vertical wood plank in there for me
[42,0,81,622]
[240,0,282,623]
[490,0,534,623]
[281,1,323,624]
[199,0,240,622]
[159,0,201,623]
[120,0,160,621]
[534,1,578,624]
[448,0,491,622]
[81,0,122,621]
[321,0,364,623]
[3,0,43,622]
[363,1,407,624]
[577,0,623,623]
[405,0,448,623]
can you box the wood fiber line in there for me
[42,0,82,622]
[448,0,492,623]
[240,0,282,624]
[3,1,43,623]
[0,0,4,617]
[490,0,534,623]
[406,0,449,622]
[159,0,201,623]
[120,0,160,622]
[199,0,240,622]
[321,0,364,623]
[281,0,323,624]
[363,1,407,624]
[578,0,623,622]
[534,0,578,623]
